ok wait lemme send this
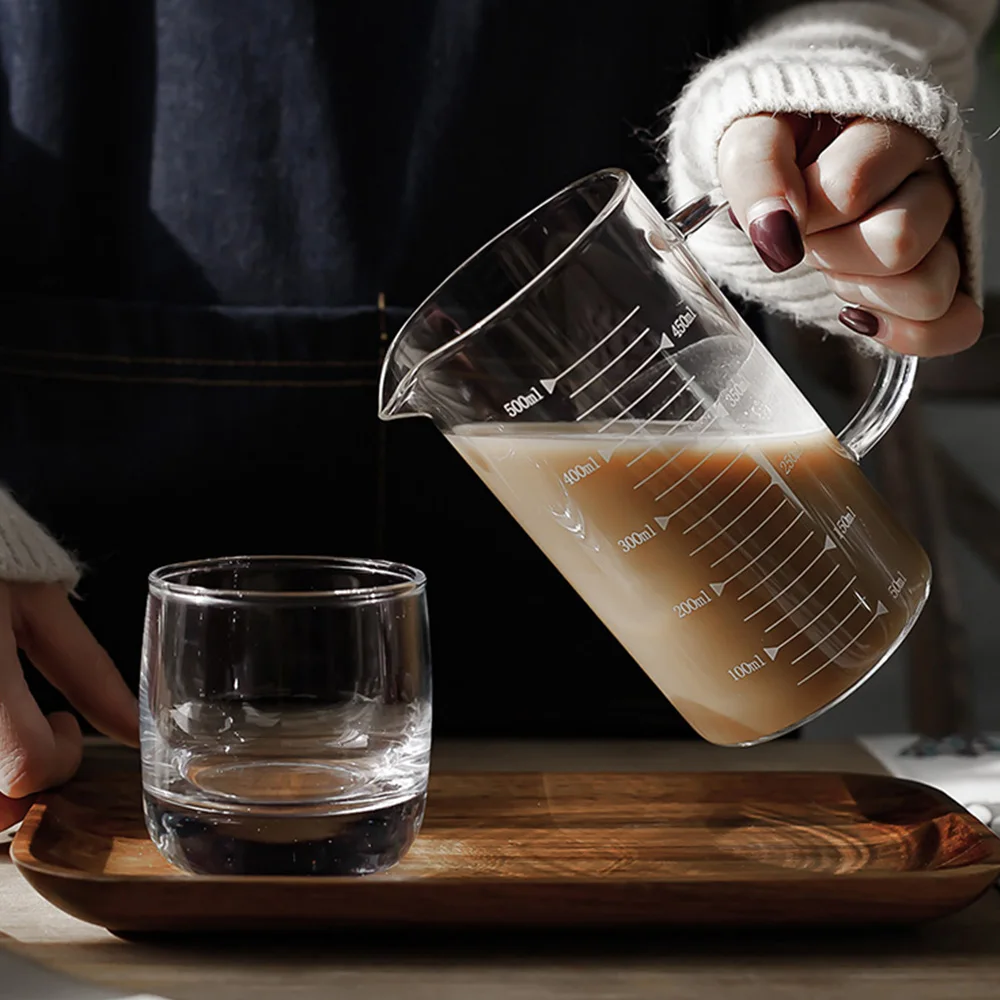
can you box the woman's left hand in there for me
[718,113,983,357]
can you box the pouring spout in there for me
[377,369,424,422]
[378,168,638,424]
[378,334,427,421]
[378,304,467,422]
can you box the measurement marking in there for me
[719,511,816,601]
[633,446,691,490]
[763,565,840,633]
[665,447,748,523]
[617,521,659,553]
[763,576,858,661]
[598,376,696,462]
[669,407,713,435]
[691,486,778,557]
[707,497,790,565]
[711,510,805,596]
[626,403,710,468]
[654,443,726,501]
[791,588,869,665]
[655,448,746,517]
[576,349,668,423]
[742,535,834,614]
[562,455,602,487]
[540,305,642,394]
[683,465,761,535]
[797,603,889,685]
[674,589,714,619]
[569,327,651,399]
[503,385,545,418]
[597,354,681,431]
[617,376,696,440]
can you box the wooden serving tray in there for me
[11,751,1000,932]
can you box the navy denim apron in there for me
[0,0,777,740]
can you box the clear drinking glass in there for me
[139,556,432,876]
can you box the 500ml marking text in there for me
[503,386,544,418]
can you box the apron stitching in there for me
[0,365,376,388]
[0,347,375,368]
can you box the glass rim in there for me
[379,166,631,418]
[407,166,630,341]
[147,555,427,603]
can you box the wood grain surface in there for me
[10,745,1000,933]
[9,740,1000,1000]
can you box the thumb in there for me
[718,114,807,274]
[14,585,139,749]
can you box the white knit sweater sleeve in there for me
[664,0,997,333]
[0,484,81,587]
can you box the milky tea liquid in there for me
[450,424,930,744]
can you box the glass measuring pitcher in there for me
[378,168,930,746]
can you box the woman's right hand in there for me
[0,581,138,830]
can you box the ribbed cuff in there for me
[664,55,984,333]
[0,485,82,588]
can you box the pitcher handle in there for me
[668,191,918,462]
[834,349,917,460]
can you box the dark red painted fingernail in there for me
[839,306,881,337]
[748,209,804,273]
[727,207,742,232]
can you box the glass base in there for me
[143,789,426,876]
[721,572,932,749]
